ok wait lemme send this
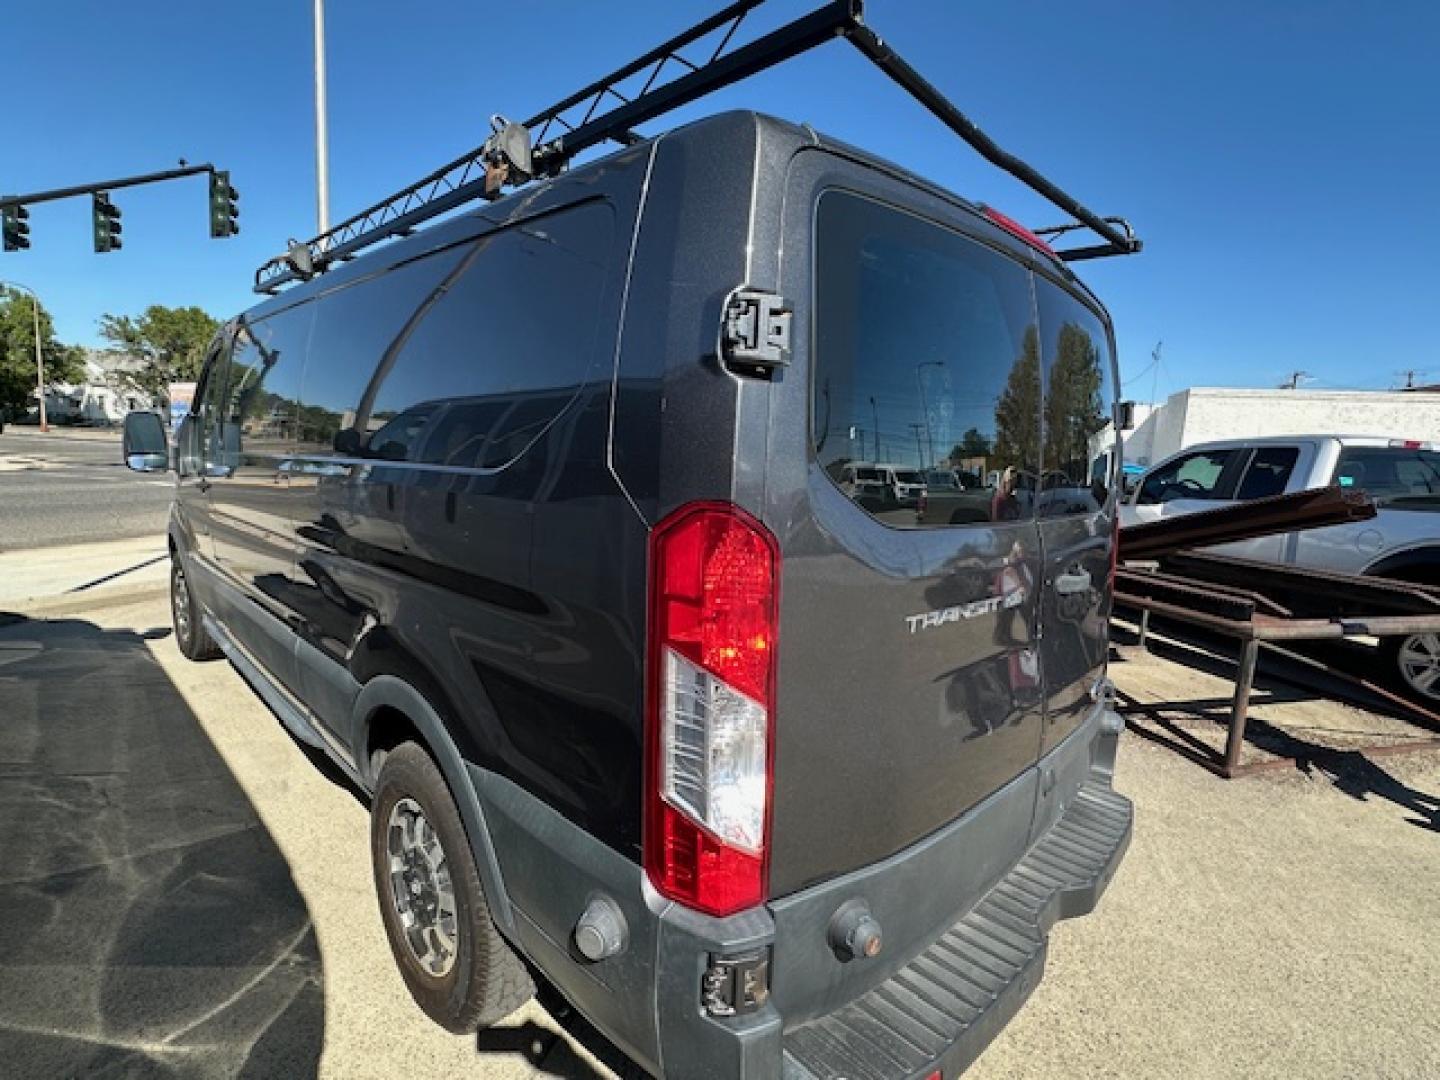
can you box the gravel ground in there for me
[970,650,1440,1080]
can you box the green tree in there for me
[951,427,993,461]
[1044,322,1106,478]
[99,304,220,402]
[993,326,1041,469]
[0,287,84,417]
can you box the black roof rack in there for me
[255,0,1141,294]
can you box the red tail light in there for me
[645,502,778,916]
[981,206,1057,257]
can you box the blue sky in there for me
[4,1,1437,398]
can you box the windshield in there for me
[1334,446,1440,508]
[894,470,923,485]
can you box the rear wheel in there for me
[1373,570,1440,704]
[370,741,533,1033]
[1383,633,1440,703]
[171,558,222,661]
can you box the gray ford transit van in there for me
[124,5,1136,1076]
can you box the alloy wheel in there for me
[386,797,459,977]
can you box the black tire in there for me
[171,558,222,661]
[371,741,533,1033]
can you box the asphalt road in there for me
[0,431,172,551]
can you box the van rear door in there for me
[765,174,1048,896]
[1032,276,1119,761]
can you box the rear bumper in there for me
[781,779,1130,1079]
[475,706,1131,1079]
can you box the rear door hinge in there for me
[721,288,792,376]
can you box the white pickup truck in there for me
[1121,435,1440,701]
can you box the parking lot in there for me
[2,588,1436,1079]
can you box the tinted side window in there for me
[1137,449,1238,504]
[219,308,310,469]
[197,340,230,473]
[300,202,614,466]
[1237,446,1299,500]
[1035,279,1114,518]
[1334,447,1440,505]
[300,247,470,456]
[813,191,1041,528]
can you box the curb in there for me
[6,581,170,619]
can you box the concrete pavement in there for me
[0,536,169,611]
[0,593,618,1079]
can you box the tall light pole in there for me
[869,395,882,462]
[915,360,944,469]
[2,280,47,432]
[313,0,331,235]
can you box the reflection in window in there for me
[813,191,1041,529]
[298,202,614,468]
[1035,279,1114,518]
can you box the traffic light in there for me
[92,193,122,253]
[2,204,30,251]
[209,169,239,237]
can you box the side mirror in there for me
[1118,400,1137,431]
[123,410,169,473]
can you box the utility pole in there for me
[1150,340,1162,407]
[916,360,944,469]
[869,396,882,461]
[909,423,925,468]
[314,0,331,235]
[1,281,46,431]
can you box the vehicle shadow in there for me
[0,610,324,1076]
[474,983,640,1079]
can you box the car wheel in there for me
[1383,633,1440,703]
[371,741,533,1033]
[171,558,222,661]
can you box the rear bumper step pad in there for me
[782,781,1132,1080]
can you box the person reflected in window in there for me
[990,465,1022,521]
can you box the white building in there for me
[42,350,153,425]
[1092,387,1440,473]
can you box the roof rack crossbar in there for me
[842,25,1141,262]
[255,0,1140,293]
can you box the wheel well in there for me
[1371,564,1440,588]
[1365,552,1440,587]
[365,704,429,777]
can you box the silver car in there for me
[1122,435,1440,699]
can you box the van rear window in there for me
[813,191,1042,528]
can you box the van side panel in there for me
[610,112,768,522]
[283,151,654,856]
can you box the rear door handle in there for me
[1055,568,1092,595]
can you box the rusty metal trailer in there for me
[1114,489,1440,777]
[1114,556,1440,777]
